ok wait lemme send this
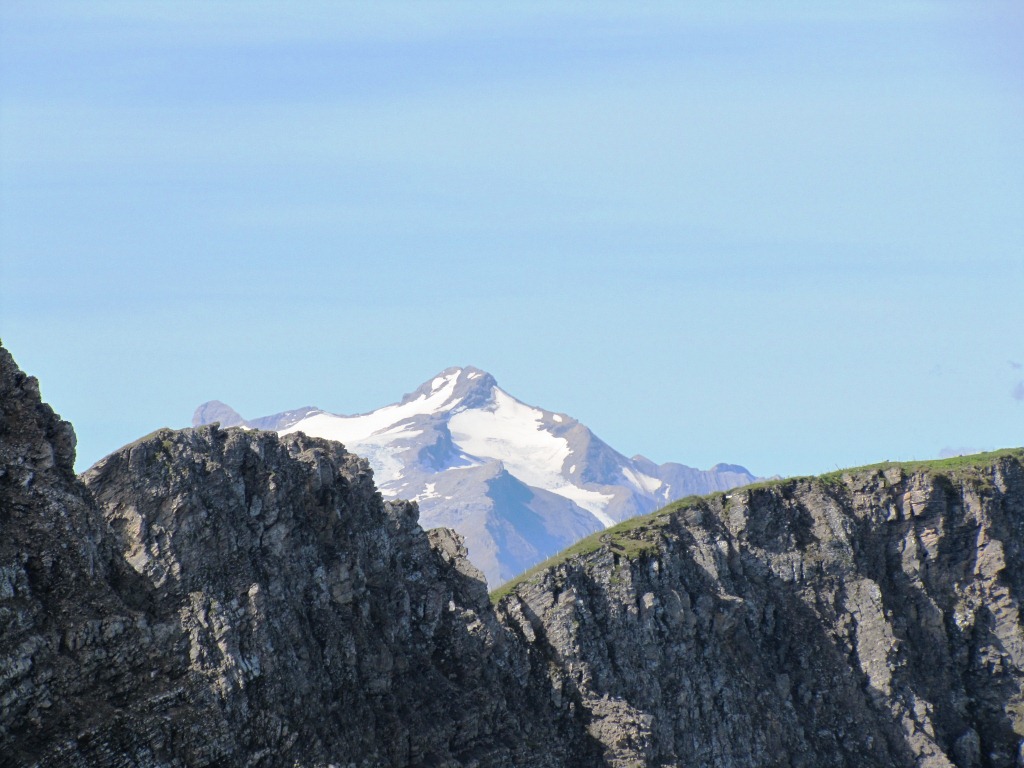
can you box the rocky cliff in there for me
[0,344,595,766]
[495,456,1024,766]
[3,341,1024,767]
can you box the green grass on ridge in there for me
[816,447,1024,481]
[488,447,1024,604]
[488,493,711,604]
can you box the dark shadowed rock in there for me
[0,343,597,766]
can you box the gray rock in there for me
[496,459,1024,766]
[0,342,596,767]
[190,400,246,428]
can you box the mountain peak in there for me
[192,400,246,428]
[400,366,498,410]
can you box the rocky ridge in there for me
[494,454,1024,766]
[0,343,595,766]
[3,341,1024,766]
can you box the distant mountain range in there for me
[193,366,756,584]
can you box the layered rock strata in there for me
[498,459,1024,766]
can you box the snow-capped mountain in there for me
[193,367,756,585]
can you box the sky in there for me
[1,1,1022,478]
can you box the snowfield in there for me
[278,370,461,447]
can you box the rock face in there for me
[498,459,1024,767]
[4,340,1024,767]
[0,344,595,766]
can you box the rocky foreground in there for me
[2,342,1023,766]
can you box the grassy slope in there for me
[489,446,1024,603]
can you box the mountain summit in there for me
[193,367,756,584]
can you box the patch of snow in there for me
[450,388,569,487]
[304,425,421,489]
[378,424,423,438]
[622,466,663,494]
[552,414,563,423]
[467,371,481,380]
[415,482,440,502]
[278,373,460,447]
[347,439,407,487]
[449,388,615,528]
[551,484,616,527]
[569,464,576,474]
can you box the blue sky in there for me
[2,1,1022,477]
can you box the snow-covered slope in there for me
[193,367,756,585]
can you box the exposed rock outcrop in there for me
[0,344,596,766]
[3,341,1024,766]
[498,459,1024,766]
